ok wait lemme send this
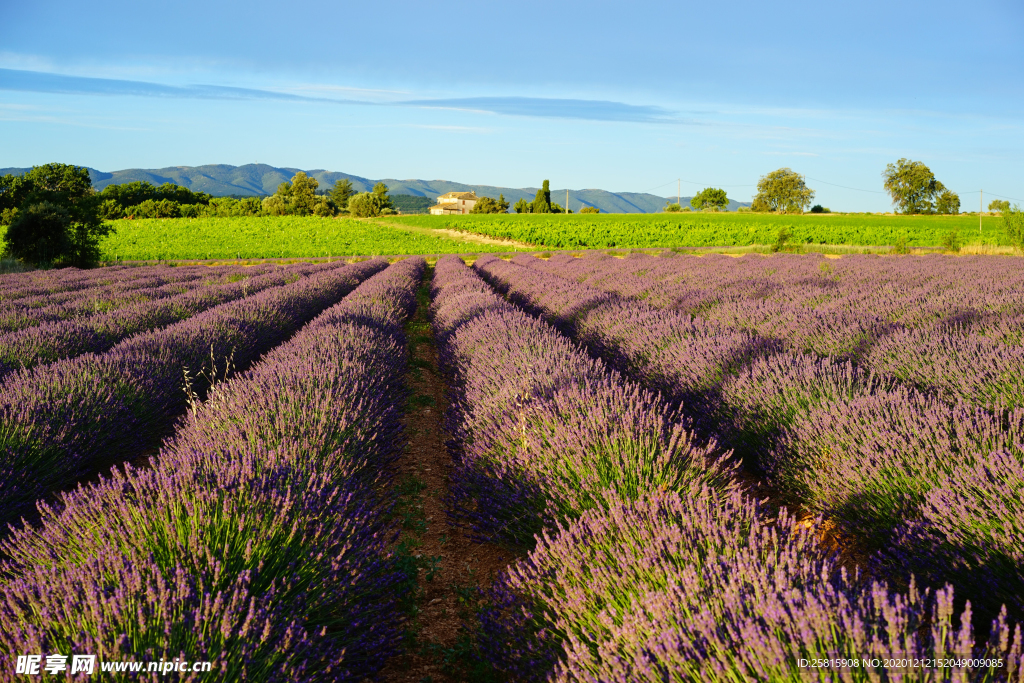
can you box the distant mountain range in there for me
[0,164,751,213]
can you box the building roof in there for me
[438,191,478,200]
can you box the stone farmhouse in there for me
[429,191,478,215]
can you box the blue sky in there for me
[1,0,1021,211]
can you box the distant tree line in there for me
[75,172,405,220]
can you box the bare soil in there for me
[379,269,522,683]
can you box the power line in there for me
[969,190,1024,203]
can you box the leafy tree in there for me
[514,198,531,214]
[809,204,832,214]
[532,180,552,214]
[372,182,395,214]
[135,199,182,218]
[0,163,110,266]
[347,193,375,218]
[330,178,354,211]
[935,189,960,215]
[580,206,599,214]
[664,202,682,213]
[312,197,335,217]
[882,159,948,214]
[4,202,73,265]
[989,199,1011,214]
[470,195,511,214]
[347,185,394,218]
[262,194,289,216]
[289,172,319,216]
[752,168,814,214]
[98,181,211,210]
[1003,205,1024,252]
[690,187,728,211]
[235,197,264,216]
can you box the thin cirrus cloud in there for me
[0,68,683,124]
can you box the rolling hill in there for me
[0,164,751,213]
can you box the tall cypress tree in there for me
[532,179,552,214]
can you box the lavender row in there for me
[532,252,1024,336]
[429,255,734,547]
[0,261,337,379]
[473,254,776,436]
[482,485,1023,682]
[0,258,386,531]
[0,258,425,681]
[479,254,1024,631]
[0,264,274,333]
[0,264,136,302]
[0,262,234,304]
[531,252,1024,410]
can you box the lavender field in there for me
[1,253,1023,682]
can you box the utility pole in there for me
[980,189,983,235]
[677,179,680,207]
[567,189,569,215]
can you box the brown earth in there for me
[379,269,522,683]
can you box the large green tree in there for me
[989,199,1011,214]
[882,159,947,214]
[513,198,531,214]
[289,172,319,216]
[532,180,552,214]
[1,163,110,266]
[470,194,510,214]
[690,187,729,211]
[330,178,354,211]
[348,183,395,218]
[751,168,814,213]
[935,189,960,215]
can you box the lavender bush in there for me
[430,255,734,546]
[482,488,1022,682]
[0,258,425,681]
[0,262,322,378]
[890,447,1024,624]
[0,259,386,530]
[777,389,1024,548]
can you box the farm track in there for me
[371,218,536,251]
[380,267,521,683]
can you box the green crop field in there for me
[389,212,1011,250]
[93,216,525,260]
[47,212,1015,261]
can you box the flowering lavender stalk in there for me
[0,259,386,531]
[891,447,1024,624]
[719,351,889,473]
[482,487,1022,682]
[866,326,1024,410]
[0,262,328,379]
[0,258,425,681]
[473,254,775,431]
[777,388,1024,549]
[430,255,735,546]
[0,265,227,332]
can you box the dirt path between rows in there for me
[380,268,521,682]
[370,218,536,251]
